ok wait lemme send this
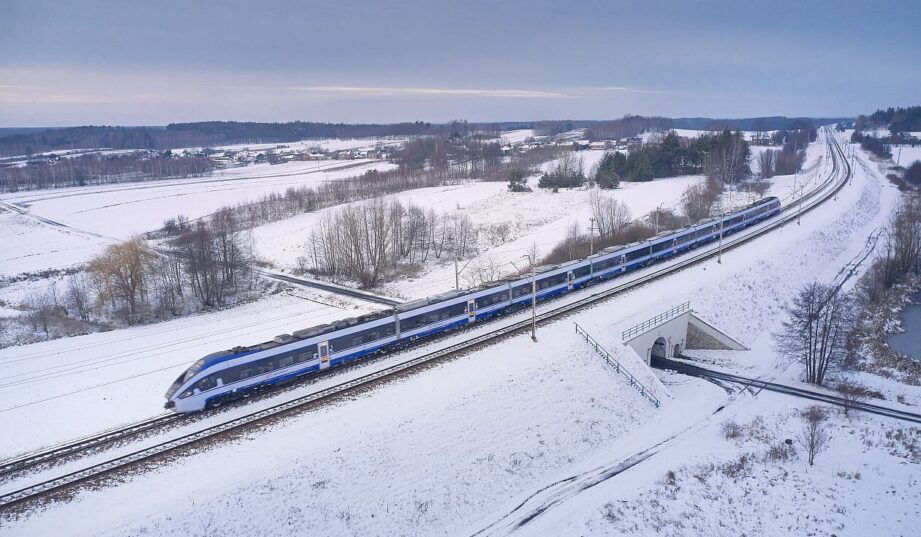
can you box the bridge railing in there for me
[621,301,690,342]
[575,322,661,408]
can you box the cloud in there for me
[598,86,677,94]
[288,85,569,99]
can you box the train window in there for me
[476,290,508,308]
[573,265,591,278]
[593,257,614,271]
[330,322,396,351]
[278,355,294,369]
[294,352,310,364]
[512,283,532,298]
[192,375,216,392]
[626,249,646,262]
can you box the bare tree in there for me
[66,273,92,321]
[24,291,51,334]
[590,190,632,238]
[796,405,830,465]
[758,149,776,179]
[775,282,857,385]
[680,178,722,222]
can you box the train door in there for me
[467,298,476,323]
[671,238,677,254]
[567,270,574,290]
[620,254,626,271]
[318,341,330,369]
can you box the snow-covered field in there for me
[5,133,919,536]
[499,129,536,144]
[0,159,393,276]
[0,211,108,278]
[894,144,921,167]
[250,148,702,300]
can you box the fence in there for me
[621,302,690,341]
[574,322,661,407]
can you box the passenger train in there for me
[165,196,782,412]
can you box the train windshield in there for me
[165,372,187,399]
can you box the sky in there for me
[2,0,919,127]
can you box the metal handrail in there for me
[574,322,660,407]
[621,302,690,341]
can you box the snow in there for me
[248,157,702,300]
[0,288,378,457]
[4,132,919,536]
[251,181,510,270]
[499,129,535,144]
[893,145,921,168]
[0,211,108,278]
[0,159,394,276]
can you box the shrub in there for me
[721,419,743,439]
[538,154,585,189]
[905,161,921,188]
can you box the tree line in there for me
[584,115,672,142]
[538,130,754,190]
[0,152,214,192]
[855,106,921,133]
[0,121,455,158]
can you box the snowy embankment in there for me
[6,136,918,536]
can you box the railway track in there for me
[0,129,854,512]
[653,357,921,424]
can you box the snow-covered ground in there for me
[0,211,108,278]
[0,159,393,276]
[5,133,919,536]
[499,129,535,144]
[893,144,921,168]
[250,148,701,300]
[0,287,378,457]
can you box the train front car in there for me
[164,351,234,412]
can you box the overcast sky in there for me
[2,0,919,126]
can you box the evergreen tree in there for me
[627,151,653,182]
[594,152,622,189]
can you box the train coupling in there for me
[164,400,175,409]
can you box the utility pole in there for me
[454,257,474,290]
[797,186,803,225]
[524,254,537,342]
[717,213,724,264]
[654,203,663,234]
[589,217,596,255]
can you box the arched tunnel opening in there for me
[651,337,668,360]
